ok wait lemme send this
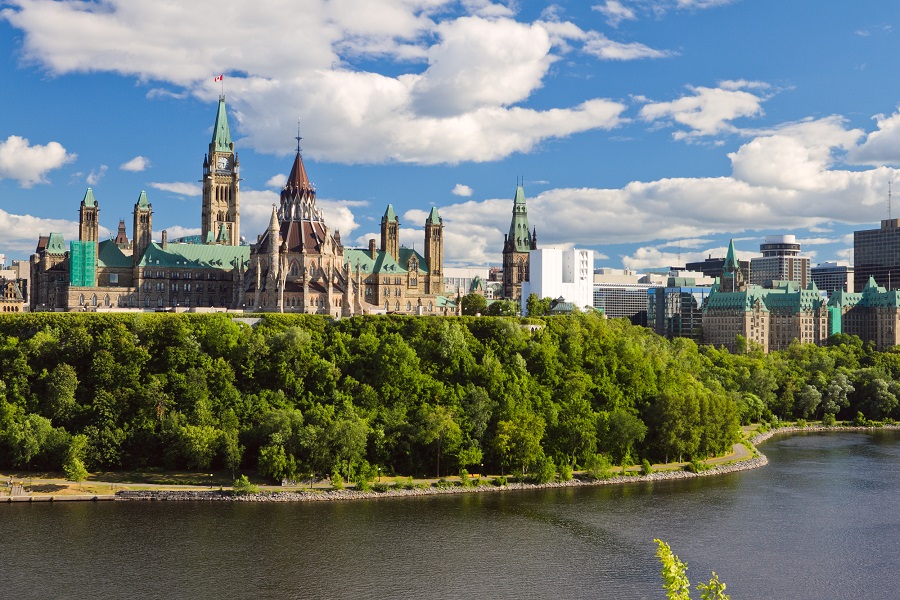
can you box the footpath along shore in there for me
[6,424,898,504]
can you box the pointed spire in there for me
[384,204,398,221]
[507,183,531,252]
[268,204,279,232]
[82,187,97,207]
[427,206,441,224]
[286,149,313,192]
[136,190,150,209]
[211,96,233,152]
[724,239,739,271]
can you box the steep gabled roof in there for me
[82,187,97,207]
[137,242,249,270]
[97,240,131,268]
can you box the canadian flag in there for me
[214,74,223,82]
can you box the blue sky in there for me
[2,0,900,272]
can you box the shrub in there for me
[558,462,573,482]
[684,460,710,474]
[331,470,345,490]
[372,482,390,493]
[853,411,869,427]
[822,413,837,426]
[353,475,372,492]
[232,475,259,495]
[641,459,653,476]
[399,476,415,490]
[796,419,807,428]
[585,453,613,480]
[459,469,473,488]
[434,477,454,489]
[491,476,508,487]
[532,454,556,484]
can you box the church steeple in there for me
[133,190,152,266]
[502,181,535,301]
[202,96,240,246]
[722,239,745,292]
[279,130,320,223]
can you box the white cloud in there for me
[452,184,473,196]
[847,110,900,166]
[87,165,108,185]
[657,237,713,249]
[238,188,362,243]
[583,34,673,61]
[0,135,75,187]
[120,156,150,171]
[154,225,201,241]
[0,208,104,255]
[150,182,202,196]
[2,1,627,165]
[265,174,286,189]
[639,84,768,139]
[592,1,636,27]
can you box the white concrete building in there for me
[521,248,594,313]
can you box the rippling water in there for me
[3,430,899,599]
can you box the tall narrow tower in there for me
[502,183,536,301]
[424,206,443,294]
[133,190,153,266]
[201,96,240,245]
[78,188,99,242]
[381,204,400,262]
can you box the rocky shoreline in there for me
[70,424,900,504]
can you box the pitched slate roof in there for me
[97,240,132,268]
[344,246,428,275]
[136,242,249,270]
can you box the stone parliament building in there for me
[30,97,451,316]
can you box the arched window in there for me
[406,301,411,311]
[385,301,390,311]
[395,301,400,311]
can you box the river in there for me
[3,430,898,599]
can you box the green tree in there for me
[484,300,518,316]
[460,293,487,316]
[654,539,730,600]
[417,404,462,477]
[258,434,289,481]
[63,434,89,483]
[525,293,552,317]
[495,411,545,476]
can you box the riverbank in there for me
[7,423,899,504]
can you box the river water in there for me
[3,430,899,599]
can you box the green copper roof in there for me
[82,187,97,207]
[46,232,66,254]
[724,239,739,272]
[344,246,428,275]
[383,204,398,222]
[217,223,229,243]
[137,242,249,270]
[507,184,532,253]
[97,240,131,268]
[427,206,441,224]
[705,286,770,312]
[212,97,233,152]
[136,190,150,209]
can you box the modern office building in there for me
[750,234,810,288]
[854,219,900,293]
[685,255,750,282]
[521,248,594,313]
[811,261,854,294]
[593,282,654,325]
[648,285,714,341]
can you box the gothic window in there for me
[406,301,411,311]
[395,301,400,312]
[104,295,110,306]
[144,282,150,291]
[157,297,163,307]
[385,301,390,311]
[290,262,299,276]
[79,294,85,306]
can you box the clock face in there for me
[217,156,228,170]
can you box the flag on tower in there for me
[214,74,223,82]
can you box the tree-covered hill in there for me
[0,313,886,481]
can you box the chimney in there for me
[161,230,168,249]
[369,238,377,260]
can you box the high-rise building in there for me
[750,234,810,288]
[593,282,653,325]
[854,219,900,292]
[811,261,854,294]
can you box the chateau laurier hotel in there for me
[30,98,453,315]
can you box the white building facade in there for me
[521,248,594,313]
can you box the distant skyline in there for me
[3,0,900,271]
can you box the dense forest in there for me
[0,313,892,483]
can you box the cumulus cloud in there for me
[265,174,286,189]
[847,110,900,166]
[0,208,99,255]
[425,119,899,265]
[2,1,627,165]
[639,83,768,139]
[452,184,473,196]
[87,165,108,185]
[120,156,150,171]
[0,135,75,187]
[150,182,202,196]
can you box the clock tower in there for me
[201,96,240,245]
